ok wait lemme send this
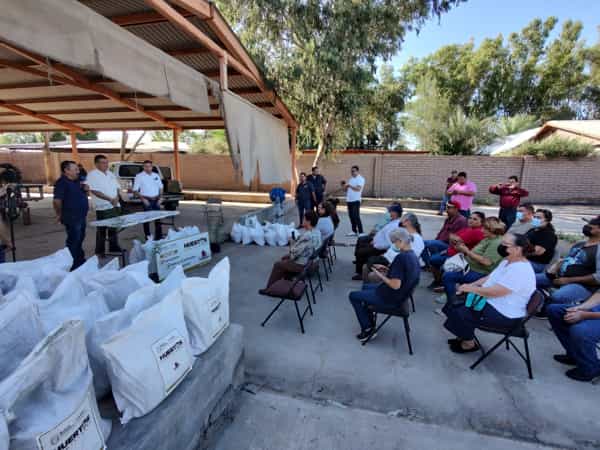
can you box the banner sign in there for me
[155,232,211,280]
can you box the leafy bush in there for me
[511,136,595,159]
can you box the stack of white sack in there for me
[231,219,296,247]
[0,321,112,450]
[0,248,73,299]
[87,266,186,399]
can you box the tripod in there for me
[1,187,19,262]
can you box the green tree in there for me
[494,114,540,137]
[401,17,590,121]
[217,0,464,163]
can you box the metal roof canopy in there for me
[0,0,298,185]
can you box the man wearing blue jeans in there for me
[133,160,164,240]
[548,293,600,382]
[53,160,89,271]
[536,217,600,305]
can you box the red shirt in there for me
[489,185,529,209]
[447,227,485,256]
[436,214,468,242]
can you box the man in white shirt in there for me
[342,165,365,237]
[133,160,164,239]
[85,155,122,255]
[352,204,402,280]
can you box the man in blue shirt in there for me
[53,160,89,270]
[349,228,421,341]
[295,172,315,227]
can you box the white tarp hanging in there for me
[223,92,291,185]
[0,0,211,114]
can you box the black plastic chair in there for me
[470,291,544,379]
[306,252,323,304]
[362,286,417,355]
[318,238,332,280]
[260,263,314,334]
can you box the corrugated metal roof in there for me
[79,0,151,17]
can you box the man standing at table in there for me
[86,155,122,256]
[447,171,477,218]
[53,160,89,270]
[133,160,164,240]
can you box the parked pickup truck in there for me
[109,161,184,211]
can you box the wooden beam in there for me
[219,55,228,91]
[0,101,84,132]
[70,131,80,163]
[0,80,63,90]
[173,128,181,181]
[169,0,212,19]
[167,48,212,57]
[290,127,298,193]
[34,105,194,115]
[206,5,263,82]
[110,8,193,26]
[9,94,107,104]
[70,117,221,124]
[0,125,226,132]
[142,0,266,90]
[0,42,180,129]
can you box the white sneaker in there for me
[435,295,446,304]
[358,233,369,237]
[346,232,357,237]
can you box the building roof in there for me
[478,127,542,156]
[534,120,600,142]
[0,0,295,133]
[0,139,189,153]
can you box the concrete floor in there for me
[196,205,600,450]
[7,200,600,449]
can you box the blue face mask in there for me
[531,218,542,228]
[516,211,523,221]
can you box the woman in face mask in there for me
[525,209,558,273]
[443,233,537,353]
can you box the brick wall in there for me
[1,150,598,204]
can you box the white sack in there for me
[276,224,289,246]
[129,239,146,264]
[264,226,277,247]
[251,221,266,246]
[82,261,152,311]
[0,321,111,450]
[87,266,186,399]
[0,417,7,450]
[231,223,243,244]
[4,276,37,302]
[101,291,194,423]
[179,257,230,355]
[241,225,253,245]
[0,293,44,382]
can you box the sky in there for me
[386,0,600,72]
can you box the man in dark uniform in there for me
[53,160,89,271]
[295,172,314,227]
[307,165,327,209]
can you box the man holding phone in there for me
[342,165,365,237]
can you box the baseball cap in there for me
[583,216,600,226]
[446,200,460,209]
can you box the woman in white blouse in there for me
[444,233,536,353]
[316,202,335,240]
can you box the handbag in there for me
[442,253,470,274]
[465,293,487,311]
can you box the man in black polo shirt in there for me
[307,166,326,208]
[295,172,315,227]
[53,160,89,270]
